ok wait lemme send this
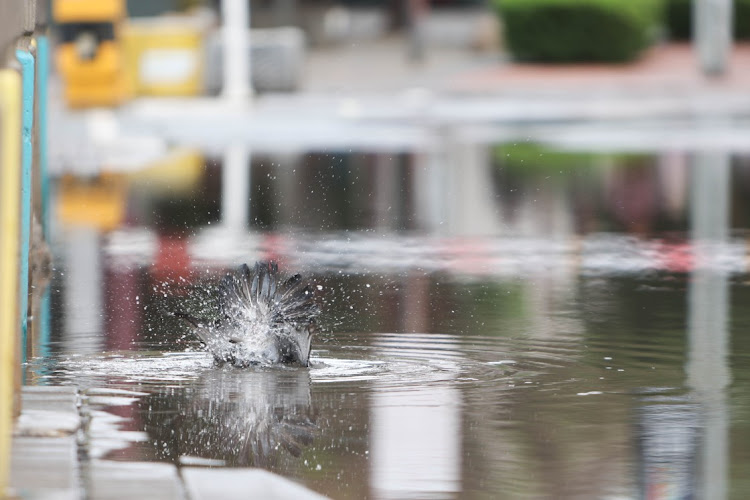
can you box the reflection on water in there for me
[685,149,731,500]
[144,368,316,468]
[371,385,461,500]
[33,143,750,499]
[636,391,700,499]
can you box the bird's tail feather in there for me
[219,261,319,365]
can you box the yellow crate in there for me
[128,148,204,194]
[63,75,130,108]
[57,174,127,231]
[57,41,122,83]
[53,0,124,23]
[122,20,205,97]
[56,41,131,107]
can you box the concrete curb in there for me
[11,385,330,500]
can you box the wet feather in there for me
[177,261,319,367]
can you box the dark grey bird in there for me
[175,261,319,367]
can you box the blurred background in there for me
[4,0,750,499]
[48,0,750,238]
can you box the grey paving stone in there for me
[182,467,329,500]
[89,460,186,500]
[21,386,78,396]
[15,385,81,437]
[9,435,81,499]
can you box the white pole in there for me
[686,145,731,498]
[221,0,252,100]
[220,0,251,229]
[694,0,733,75]
[63,227,103,354]
[222,144,251,230]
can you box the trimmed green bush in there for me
[665,0,691,39]
[666,0,750,40]
[493,0,664,62]
[738,1,750,38]
[492,142,648,176]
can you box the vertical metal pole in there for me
[274,0,296,26]
[16,48,35,365]
[406,0,429,62]
[694,0,733,75]
[0,68,22,499]
[221,0,252,100]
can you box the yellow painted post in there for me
[0,68,22,499]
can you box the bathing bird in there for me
[175,261,319,367]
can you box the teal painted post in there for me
[37,36,50,237]
[36,35,52,357]
[16,49,35,363]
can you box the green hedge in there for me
[666,0,750,40]
[493,0,664,62]
[492,142,648,175]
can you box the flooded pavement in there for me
[33,143,750,499]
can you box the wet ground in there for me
[29,143,750,499]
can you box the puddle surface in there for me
[33,145,750,498]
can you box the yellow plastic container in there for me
[56,41,130,107]
[128,148,204,194]
[57,173,127,231]
[57,41,121,83]
[53,0,130,108]
[53,0,124,22]
[122,20,205,97]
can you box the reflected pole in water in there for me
[105,261,141,351]
[444,139,500,236]
[222,144,251,231]
[370,385,462,499]
[63,227,104,354]
[412,143,447,234]
[371,297,460,499]
[373,153,399,231]
[690,148,730,243]
[686,148,731,499]
[219,0,252,231]
[694,0,733,75]
[414,132,501,236]
[274,153,301,229]
[401,272,430,334]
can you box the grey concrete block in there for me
[182,467,329,500]
[15,385,81,437]
[89,460,186,500]
[10,435,80,499]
